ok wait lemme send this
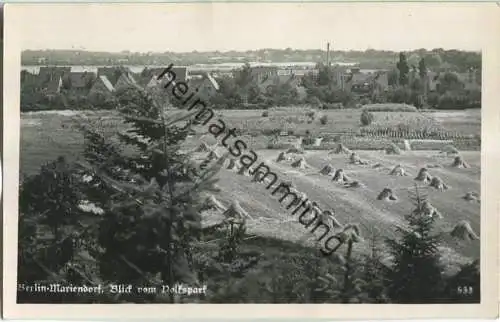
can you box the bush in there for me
[363,103,418,112]
[360,98,372,105]
[322,102,344,109]
[261,111,269,117]
[360,110,374,126]
[305,111,316,119]
[319,115,328,125]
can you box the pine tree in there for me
[385,185,445,303]
[359,227,389,303]
[76,81,221,303]
[18,156,96,302]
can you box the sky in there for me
[8,2,496,52]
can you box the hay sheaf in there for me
[226,158,238,170]
[415,167,433,183]
[195,142,210,152]
[463,191,480,202]
[320,210,343,229]
[332,169,350,183]
[429,176,449,191]
[344,180,364,189]
[452,155,470,168]
[450,220,479,241]
[291,157,308,169]
[389,164,408,176]
[237,165,250,176]
[349,152,369,165]
[276,151,289,163]
[385,142,401,155]
[414,200,443,219]
[330,143,351,155]
[222,200,253,222]
[319,164,335,176]
[202,195,227,212]
[206,150,220,161]
[377,188,398,201]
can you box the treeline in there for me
[18,86,479,304]
[22,48,480,71]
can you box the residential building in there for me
[143,66,188,88]
[97,67,129,87]
[42,76,63,96]
[64,72,95,95]
[89,75,115,96]
[372,72,389,94]
[457,68,481,91]
[37,67,70,94]
[345,72,373,94]
[38,66,71,85]
[188,72,220,101]
[427,72,441,92]
[114,72,138,92]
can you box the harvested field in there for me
[20,111,481,272]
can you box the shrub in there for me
[360,110,374,126]
[305,111,316,119]
[319,115,328,125]
[360,98,372,105]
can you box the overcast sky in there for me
[9,3,495,52]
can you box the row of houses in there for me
[243,64,481,98]
[22,63,481,104]
[21,66,221,101]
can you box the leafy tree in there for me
[317,64,334,87]
[397,52,410,86]
[418,58,427,79]
[385,186,445,303]
[438,72,464,94]
[235,63,253,88]
[387,69,399,87]
[360,110,374,126]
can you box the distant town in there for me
[20,47,481,112]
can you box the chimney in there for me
[326,42,330,67]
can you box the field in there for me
[19,108,481,274]
[199,148,480,272]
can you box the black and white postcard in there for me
[2,2,499,320]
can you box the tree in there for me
[317,64,334,87]
[387,69,399,87]
[418,58,427,79]
[359,228,389,303]
[385,186,445,303]
[397,52,410,86]
[76,81,222,303]
[360,110,374,126]
[235,63,253,88]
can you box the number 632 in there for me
[457,286,473,295]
